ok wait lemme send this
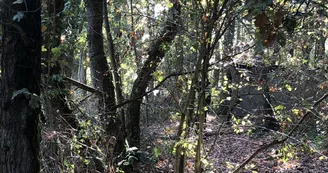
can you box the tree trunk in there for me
[125,1,181,148]
[0,0,41,172]
[85,0,116,116]
[175,0,230,171]
[85,1,118,171]
[128,0,141,68]
[103,0,125,155]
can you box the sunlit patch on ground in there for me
[273,160,300,172]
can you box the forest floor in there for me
[138,114,328,173]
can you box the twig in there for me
[204,121,226,159]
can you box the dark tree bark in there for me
[85,2,118,171]
[0,0,41,172]
[85,0,116,116]
[125,2,181,148]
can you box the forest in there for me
[0,0,328,172]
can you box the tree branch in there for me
[111,70,193,110]
[63,70,193,110]
[63,77,105,95]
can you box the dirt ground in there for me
[139,114,328,173]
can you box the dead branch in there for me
[63,77,105,95]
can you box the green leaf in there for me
[51,47,61,57]
[117,160,124,166]
[285,84,292,92]
[201,158,209,166]
[302,59,308,64]
[42,46,47,52]
[127,147,138,152]
[13,0,24,4]
[190,46,196,52]
[29,94,40,109]
[153,71,164,82]
[12,88,30,100]
[86,120,91,126]
[166,2,173,8]
[128,156,138,165]
[275,105,285,111]
[13,12,24,22]
[121,63,128,69]
[153,147,161,158]
[83,159,90,165]
[292,109,299,115]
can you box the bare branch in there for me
[63,77,105,96]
